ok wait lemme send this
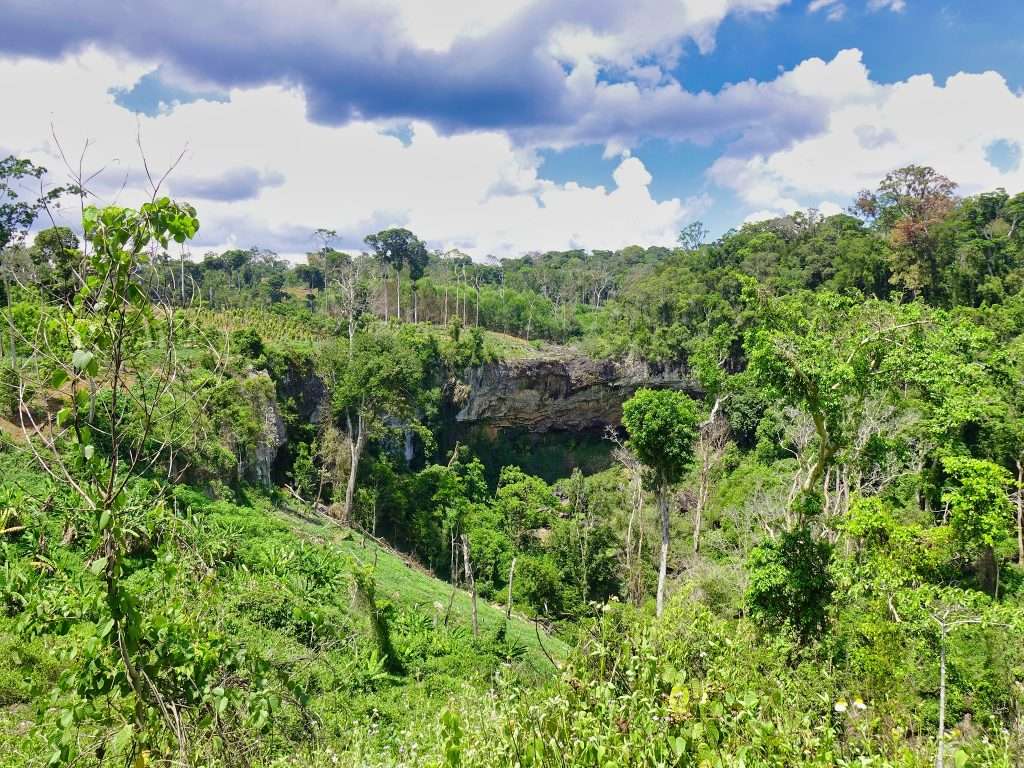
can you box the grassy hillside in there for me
[0,445,564,767]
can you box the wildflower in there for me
[834,699,848,713]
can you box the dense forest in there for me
[2,156,1024,767]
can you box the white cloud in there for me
[709,48,1024,219]
[809,0,905,20]
[2,48,700,259]
[808,0,847,22]
[868,0,905,12]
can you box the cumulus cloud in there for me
[0,0,809,151]
[1,48,702,259]
[708,48,1024,219]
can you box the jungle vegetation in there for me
[1,157,1023,766]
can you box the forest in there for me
[2,156,1024,767]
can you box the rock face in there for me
[250,394,287,488]
[455,354,700,433]
[274,360,330,425]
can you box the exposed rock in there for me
[251,395,287,488]
[235,372,288,488]
[456,354,700,433]
[273,360,329,425]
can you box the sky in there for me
[3,0,1024,260]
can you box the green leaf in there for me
[111,723,133,753]
[89,556,108,575]
[49,369,69,389]
[71,349,94,374]
[98,509,111,531]
[673,736,686,757]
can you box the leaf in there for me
[49,369,69,389]
[83,445,94,461]
[673,736,686,757]
[89,556,108,575]
[98,509,112,531]
[111,723,133,753]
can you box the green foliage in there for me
[941,456,1015,552]
[746,526,834,641]
[621,388,700,487]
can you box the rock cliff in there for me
[454,354,700,433]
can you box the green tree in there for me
[364,227,427,322]
[1,156,64,364]
[746,525,833,641]
[854,165,959,302]
[941,456,1015,595]
[328,325,430,523]
[621,387,700,616]
[30,225,82,306]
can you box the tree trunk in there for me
[1017,460,1023,565]
[937,626,947,768]
[443,284,449,325]
[506,556,517,620]
[413,284,418,323]
[656,485,670,618]
[693,497,703,554]
[977,545,997,596]
[343,413,365,525]
[396,269,402,321]
[461,533,479,636]
[3,273,16,368]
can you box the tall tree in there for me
[0,156,64,364]
[621,388,700,616]
[364,228,427,322]
[328,326,429,523]
[854,165,959,302]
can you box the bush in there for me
[746,526,833,641]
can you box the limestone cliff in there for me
[454,354,700,433]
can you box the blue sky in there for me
[4,1,1024,257]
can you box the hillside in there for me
[0,446,565,766]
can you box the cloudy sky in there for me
[3,0,1024,259]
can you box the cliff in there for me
[454,353,700,433]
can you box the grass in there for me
[270,502,568,675]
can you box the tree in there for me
[15,195,276,760]
[854,165,959,301]
[621,388,700,616]
[30,225,82,306]
[746,525,833,641]
[941,456,1015,596]
[364,228,427,322]
[743,283,923,519]
[677,221,709,252]
[1,156,64,364]
[326,249,369,351]
[328,326,429,523]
